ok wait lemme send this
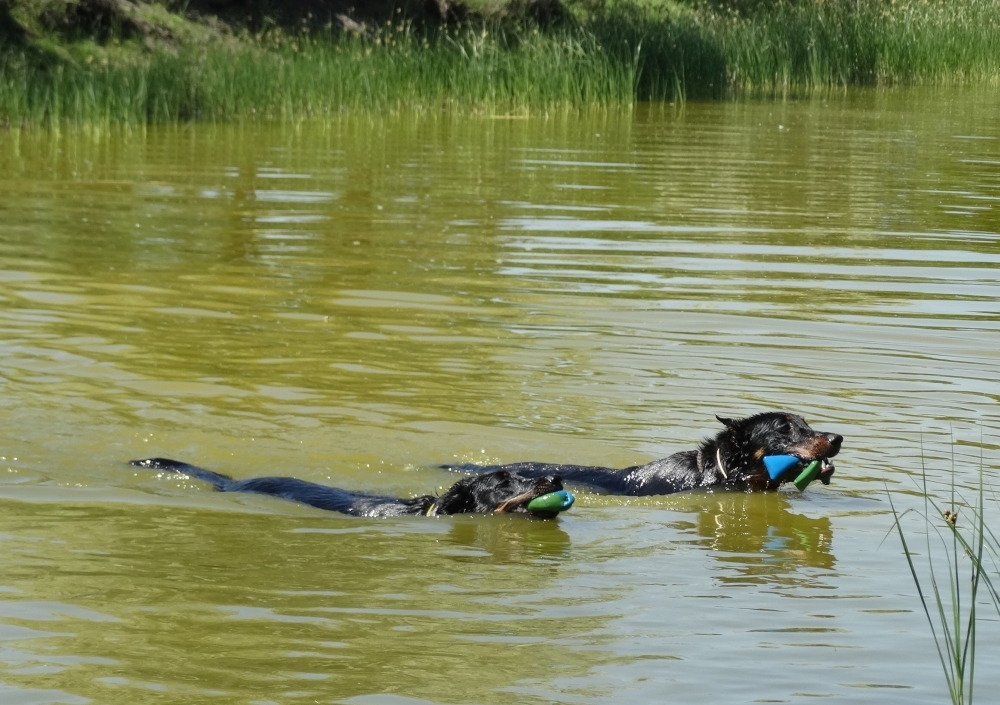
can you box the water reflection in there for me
[444,515,572,563]
[669,490,835,584]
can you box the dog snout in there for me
[825,433,843,455]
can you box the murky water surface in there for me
[2,89,1000,704]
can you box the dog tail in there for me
[130,457,233,490]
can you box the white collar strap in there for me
[716,448,728,480]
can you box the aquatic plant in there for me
[887,445,1000,704]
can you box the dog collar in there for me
[425,501,438,517]
[763,455,823,491]
[715,448,728,480]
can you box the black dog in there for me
[446,412,842,496]
[131,458,569,518]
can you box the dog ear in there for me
[433,481,476,515]
[716,415,739,429]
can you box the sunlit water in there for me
[2,88,1000,704]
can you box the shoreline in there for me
[3,0,999,126]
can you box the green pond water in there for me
[2,88,1000,704]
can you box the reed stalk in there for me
[887,444,999,704]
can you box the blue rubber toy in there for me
[763,455,823,491]
[764,454,801,480]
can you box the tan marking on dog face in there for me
[493,489,537,514]
[787,436,835,460]
[744,469,772,492]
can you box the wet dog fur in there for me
[446,412,843,496]
[130,458,567,518]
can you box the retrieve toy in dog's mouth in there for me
[762,455,836,491]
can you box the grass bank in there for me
[609,0,1000,98]
[0,24,637,125]
[2,0,1000,125]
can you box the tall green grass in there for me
[595,0,1000,99]
[0,23,636,125]
[2,0,1000,125]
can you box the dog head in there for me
[715,412,842,490]
[428,470,568,518]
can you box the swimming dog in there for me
[131,458,571,518]
[445,412,842,496]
